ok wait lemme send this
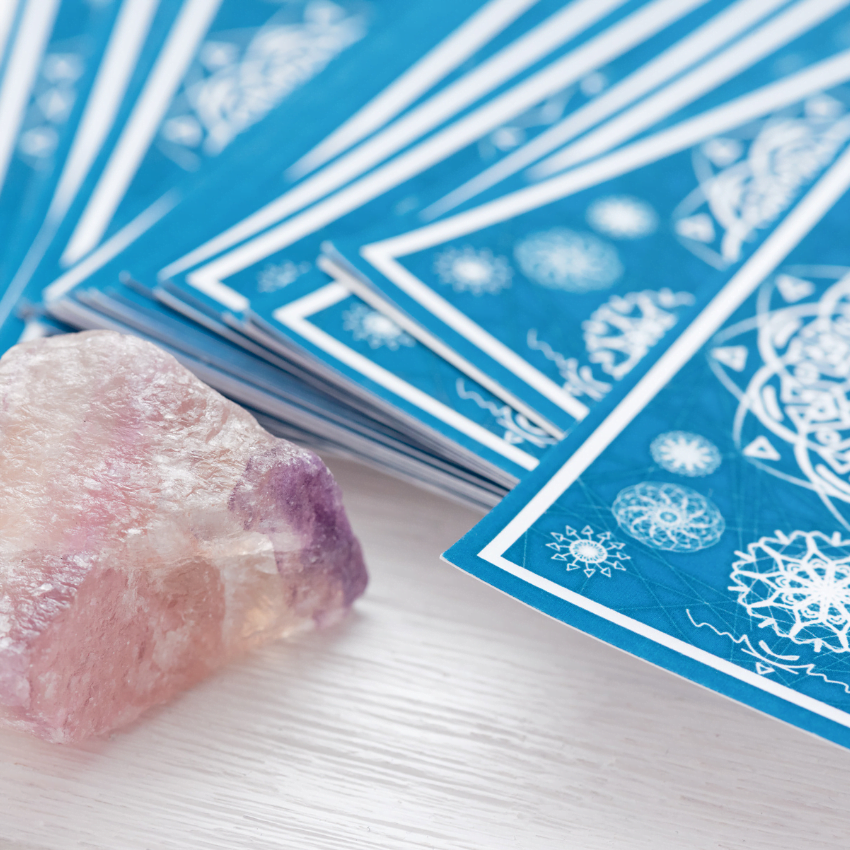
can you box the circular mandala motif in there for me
[546,525,629,578]
[585,195,658,239]
[513,228,622,293]
[612,482,725,552]
[731,530,850,653]
[650,431,721,477]
[342,304,414,350]
[433,245,512,295]
[570,538,607,564]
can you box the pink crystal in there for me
[0,331,367,743]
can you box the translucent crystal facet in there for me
[0,331,367,742]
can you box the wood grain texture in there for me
[0,456,848,849]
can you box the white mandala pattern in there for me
[710,271,850,528]
[612,482,725,552]
[433,246,512,295]
[547,525,629,578]
[650,431,721,477]
[160,2,365,161]
[586,195,658,239]
[583,289,695,380]
[730,530,850,653]
[672,100,850,268]
[513,229,622,293]
[257,260,310,292]
[342,304,414,351]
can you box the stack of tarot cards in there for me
[5,0,850,747]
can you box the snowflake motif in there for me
[612,482,725,552]
[342,304,414,351]
[546,525,629,578]
[585,195,658,239]
[257,260,310,293]
[433,246,512,295]
[730,530,850,653]
[513,228,622,293]
[650,431,721,477]
[583,289,694,380]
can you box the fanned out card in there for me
[44,0,698,320]
[39,0,616,312]
[37,0,850,505]
[244,258,556,484]
[34,0,617,502]
[443,148,850,750]
[137,0,850,436]
[39,0,715,467]
[73,0,755,443]
[4,0,394,344]
[320,14,850,438]
[0,0,127,349]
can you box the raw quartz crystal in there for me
[0,331,367,743]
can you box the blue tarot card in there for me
[157,0,836,302]
[323,42,850,436]
[8,0,394,343]
[38,0,572,312]
[0,0,124,349]
[249,262,556,485]
[63,0,678,313]
[444,147,850,750]
[147,2,850,437]
[421,0,845,218]
[119,0,738,431]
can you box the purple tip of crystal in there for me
[229,444,368,610]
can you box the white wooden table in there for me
[1,456,848,849]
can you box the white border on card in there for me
[0,1,21,71]
[353,52,850,412]
[422,0,804,218]
[273,280,539,471]
[471,137,850,733]
[47,0,160,224]
[531,0,850,177]
[61,0,221,266]
[287,0,541,178]
[162,0,698,279]
[0,0,60,189]
[172,28,850,338]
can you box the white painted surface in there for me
[0,456,848,849]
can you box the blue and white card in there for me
[252,260,556,485]
[12,0,391,338]
[0,0,123,350]
[327,39,850,436]
[422,0,849,217]
[70,0,703,312]
[139,1,850,438]
[39,0,581,310]
[444,147,850,750]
